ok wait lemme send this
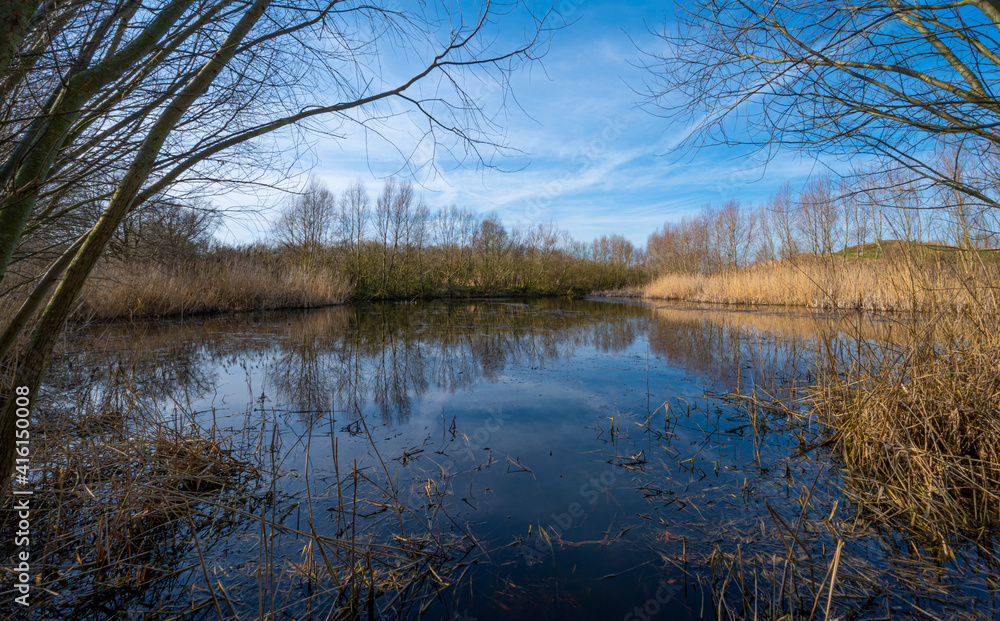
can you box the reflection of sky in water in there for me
[46,299,990,620]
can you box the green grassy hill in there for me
[828,240,1000,263]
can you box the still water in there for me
[44,298,997,619]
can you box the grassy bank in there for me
[644,253,1000,313]
[642,247,1000,614]
[75,251,352,322]
[65,241,645,322]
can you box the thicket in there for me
[74,177,646,320]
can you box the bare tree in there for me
[473,214,515,293]
[885,169,926,244]
[860,175,888,249]
[768,182,800,260]
[643,0,1000,217]
[373,178,409,294]
[432,204,477,286]
[433,204,468,248]
[0,0,553,490]
[272,176,338,254]
[339,179,370,278]
[938,141,997,249]
[717,199,758,268]
[838,176,868,254]
[591,233,639,284]
[647,212,714,275]
[755,205,778,263]
[798,177,841,255]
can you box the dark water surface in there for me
[43,298,998,619]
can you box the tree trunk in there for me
[0,0,270,497]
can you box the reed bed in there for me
[805,316,1000,544]
[691,496,989,620]
[643,265,1000,619]
[645,250,1000,545]
[0,363,264,617]
[75,253,351,321]
[686,311,1000,620]
[645,256,1000,313]
[0,362,473,619]
[709,326,1000,550]
[661,389,1000,621]
[688,302,1000,552]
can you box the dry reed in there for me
[650,248,1000,617]
[664,389,999,620]
[806,316,1000,543]
[0,362,473,619]
[75,254,351,321]
[678,248,1000,547]
[0,363,263,617]
[645,255,1000,313]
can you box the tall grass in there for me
[60,239,645,323]
[75,250,351,321]
[806,314,1000,542]
[653,248,1000,616]
[676,251,1000,546]
[644,255,1000,313]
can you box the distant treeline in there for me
[266,176,645,298]
[646,164,1000,276]
[641,161,1000,311]
[71,177,646,319]
[74,163,1000,320]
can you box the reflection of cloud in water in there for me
[51,299,908,425]
[53,300,653,425]
[42,298,994,621]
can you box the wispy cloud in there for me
[217,1,839,247]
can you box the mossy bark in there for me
[0,0,270,496]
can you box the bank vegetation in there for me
[10,177,648,322]
[643,165,1000,313]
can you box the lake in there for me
[38,298,998,620]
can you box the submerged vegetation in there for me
[643,305,1000,620]
[1,359,475,619]
[8,300,997,619]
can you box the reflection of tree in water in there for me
[53,300,664,425]
[646,309,743,389]
[269,309,350,415]
[46,325,223,415]
[52,300,863,425]
[318,301,651,424]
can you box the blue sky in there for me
[217,1,827,248]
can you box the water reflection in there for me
[40,298,994,620]
[55,300,658,426]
